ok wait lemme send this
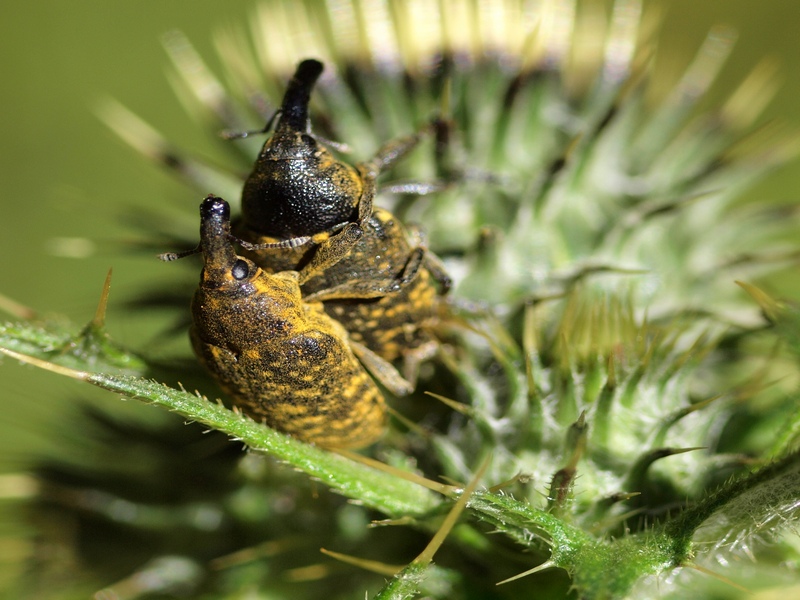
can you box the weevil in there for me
[186,194,417,449]
[232,59,451,386]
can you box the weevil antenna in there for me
[158,246,200,261]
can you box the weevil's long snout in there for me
[199,195,239,285]
[276,59,323,134]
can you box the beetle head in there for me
[240,59,363,239]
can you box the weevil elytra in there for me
[232,59,451,385]
[188,195,391,449]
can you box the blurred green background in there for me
[1,0,799,589]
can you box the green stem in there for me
[86,372,440,517]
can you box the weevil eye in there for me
[231,259,250,280]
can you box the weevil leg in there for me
[380,180,452,196]
[400,339,439,388]
[365,122,435,172]
[406,223,452,294]
[396,247,425,286]
[356,176,377,223]
[350,339,414,397]
[423,252,452,294]
[303,247,425,302]
[354,120,438,223]
[296,223,364,285]
[303,278,405,302]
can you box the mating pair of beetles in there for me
[167,60,451,449]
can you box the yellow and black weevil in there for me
[232,59,451,386]
[185,194,417,449]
